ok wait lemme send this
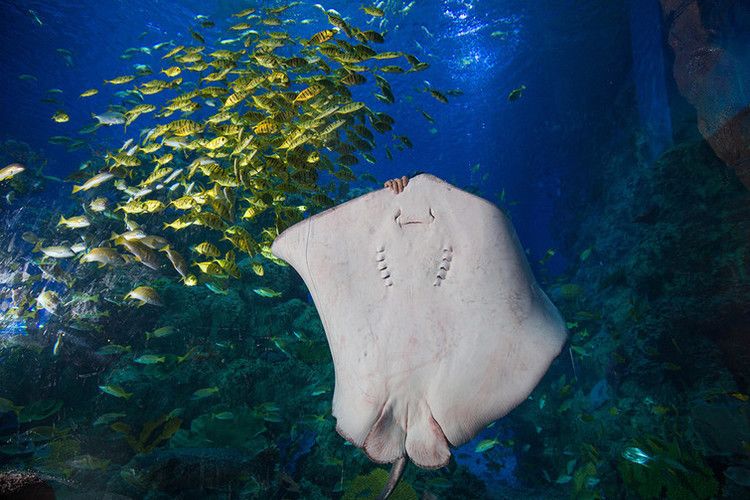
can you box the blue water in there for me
[0,319,27,336]
[1,1,749,498]
[0,0,635,269]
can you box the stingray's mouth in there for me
[394,208,436,228]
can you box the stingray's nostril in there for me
[394,209,401,222]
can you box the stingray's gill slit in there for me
[433,246,453,286]
[376,245,393,286]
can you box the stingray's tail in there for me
[376,456,407,500]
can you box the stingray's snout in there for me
[394,207,435,228]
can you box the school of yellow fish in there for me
[34,2,428,303]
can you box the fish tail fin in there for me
[58,215,66,225]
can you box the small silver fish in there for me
[162,168,183,185]
[130,187,153,199]
[53,332,64,355]
[92,111,126,125]
[622,447,651,465]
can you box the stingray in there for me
[271,173,567,497]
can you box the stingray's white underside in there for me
[271,174,567,468]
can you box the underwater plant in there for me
[109,413,181,454]
[343,468,418,500]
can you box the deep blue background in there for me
[0,0,647,268]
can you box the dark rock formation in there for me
[661,0,750,189]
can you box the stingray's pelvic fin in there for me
[377,456,407,500]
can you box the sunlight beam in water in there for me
[441,0,522,86]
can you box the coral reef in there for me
[660,0,750,189]
[537,138,750,497]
